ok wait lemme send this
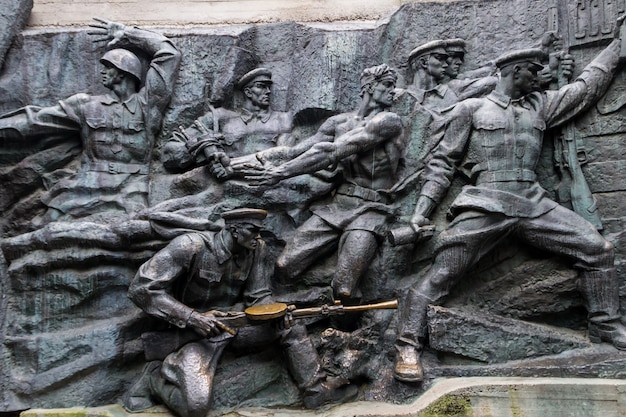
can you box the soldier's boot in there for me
[581,267,626,350]
[122,361,162,412]
[303,376,358,409]
[393,288,431,382]
[393,343,423,382]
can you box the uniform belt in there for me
[84,161,149,175]
[477,169,537,183]
[336,183,387,203]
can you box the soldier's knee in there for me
[603,239,615,254]
[582,236,615,268]
[429,266,455,287]
[275,254,295,279]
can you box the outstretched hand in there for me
[242,164,283,187]
[88,17,126,47]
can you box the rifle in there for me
[213,299,399,335]
[547,8,603,230]
[141,300,398,360]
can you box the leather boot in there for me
[588,319,626,350]
[580,267,626,350]
[393,343,423,382]
[122,361,161,412]
[303,376,358,409]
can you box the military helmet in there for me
[100,49,142,82]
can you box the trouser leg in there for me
[276,215,339,281]
[580,267,626,349]
[278,323,358,408]
[394,211,514,382]
[393,242,481,382]
[332,230,379,300]
[516,206,626,349]
[151,338,231,417]
[278,323,324,389]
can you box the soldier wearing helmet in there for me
[0,18,181,224]
[100,48,143,88]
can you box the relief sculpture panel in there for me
[1,0,626,415]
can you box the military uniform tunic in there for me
[0,27,181,221]
[397,40,622,348]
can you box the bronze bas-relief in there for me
[2,1,626,414]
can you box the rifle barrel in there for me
[342,299,398,312]
[291,299,397,318]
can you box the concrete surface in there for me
[20,377,626,417]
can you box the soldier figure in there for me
[394,19,626,383]
[124,208,356,417]
[162,68,294,179]
[0,18,181,223]
[245,64,404,301]
[391,40,461,188]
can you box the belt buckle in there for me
[108,162,117,174]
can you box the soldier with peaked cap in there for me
[244,64,405,302]
[391,40,459,207]
[403,39,458,110]
[443,38,466,80]
[394,17,626,383]
[125,208,357,416]
[162,67,294,179]
[0,18,181,224]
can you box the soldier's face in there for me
[371,78,396,108]
[245,81,271,109]
[426,53,449,81]
[445,54,464,78]
[516,63,540,94]
[101,64,121,89]
[233,224,261,250]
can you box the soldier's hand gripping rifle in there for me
[141,300,398,361]
[211,299,399,336]
[545,22,603,229]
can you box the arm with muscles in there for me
[410,102,474,230]
[229,115,339,175]
[246,112,403,186]
[128,233,227,338]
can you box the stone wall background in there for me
[25,0,440,27]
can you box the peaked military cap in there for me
[408,40,449,63]
[494,48,548,69]
[221,208,267,227]
[236,68,273,90]
[444,38,467,55]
